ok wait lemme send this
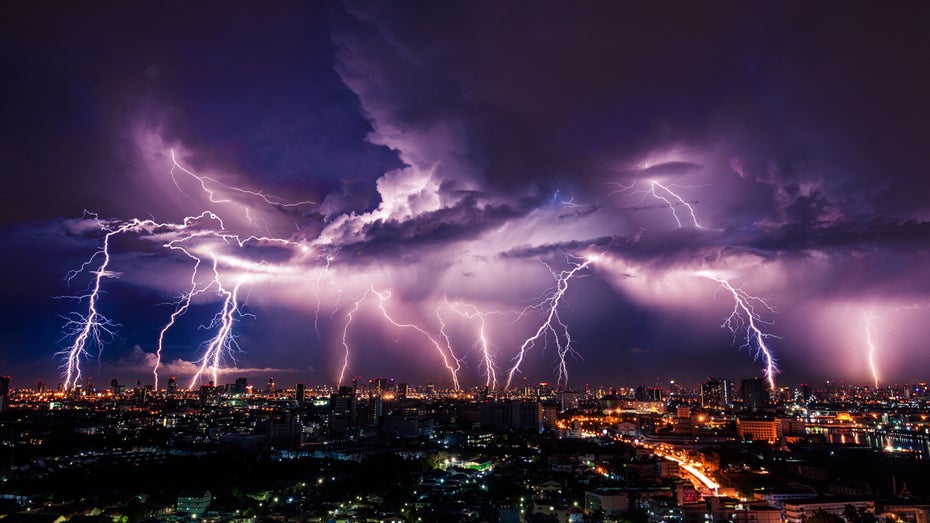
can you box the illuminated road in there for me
[633,440,720,491]
[662,454,719,490]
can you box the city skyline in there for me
[2,3,930,390]
[5,373,924,398]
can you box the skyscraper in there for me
[367,394,383,425]
[0,376,10,412]
[329,386,357,436]
[701,377,733,409]
[234,377,249,395]
[741,377,768,409]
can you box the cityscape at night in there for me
[3,1,930,522]
[3,376,930,522]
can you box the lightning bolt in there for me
[61,212,215,389]
[338,293,364,388]
[169,150,314,225]
[57,212,124,391]
[168,232,305,388]
[647,180,704,228]
[189,277,246,388]
[153,237,209,391]
[59,148,319,390]
[863,312,880,389]
[550,189,580,208]
[608,180,705,228]
[698,272,779,390]
[338,288,462,390]
[60,147,795,393]
[312,256,343,338]
[59,212,230,390]
[505,253,597,390]
[437,300,512,390]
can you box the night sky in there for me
[2,1,930,390]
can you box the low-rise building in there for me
[585,487,630,517]
[783,498,875,523]
[177,489,212,516]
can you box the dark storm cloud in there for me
[334,1,930,220]
[629,163,705,178]
[333,2,725,188]
[333,194,541,262]
[502,213,930,278]
[318,179,381,218]
[335,0,753,192]
[1,1,400,222]
[750,218,930,253]
[500,236,623,260]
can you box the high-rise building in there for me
[701,377,733,409]
[513,400,543,432]
[329,386,357,435]
[741,377,768,409]
[295,383,306,404]
[332,386,355,415]
[199,383,218,406]
[799,383,811,401]
[234,377,249,395]
[0,376,12,398]
[367,395,383,425]
[0,376,10,412]
[646,387,664,402]
[634,386,664,402]
[559,391,579,412]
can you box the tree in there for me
[844,504,878,523]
